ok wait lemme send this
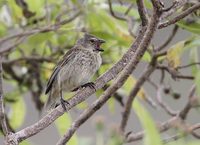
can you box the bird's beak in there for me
[97,39,105,52]
[99,39,106,44]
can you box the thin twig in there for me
[160,0,187,20]
[126,117,178,142]
[120,63,156,132]
[156,25,178,51]
[176,62,200,69]
[158,3,200,29]
[124,3,134,16]
[107,0,127,21]
[179,85,195,120]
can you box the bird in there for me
[44,33,105,111]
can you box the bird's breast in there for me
[59,50,102,91]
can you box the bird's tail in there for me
[44,91,59,111]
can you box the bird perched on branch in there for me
[44,34,105,111]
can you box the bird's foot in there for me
[81,82,96,91]
[72,82,96,92]
[60,97,70,111]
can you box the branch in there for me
[136,0,148,26]
[160,0,187,20]
[176,62,200,70]
[120,61,156,132]
[158,3,200,29]
[57,7,161,144]
[126,117,179,142]
[157,65,195,80]
[155,25,178,51]
[107,0,127,21]
[0,56,9,135]
[179,85,195,120]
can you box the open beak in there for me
[96,39,106,52]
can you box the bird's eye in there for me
[89,39,95,43]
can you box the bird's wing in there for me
[45,47,79,94]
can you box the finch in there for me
[44,34,105,110]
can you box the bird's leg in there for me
[72,82,96,92]
[58,76,69,111]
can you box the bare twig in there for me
[107,0,127,21]
[179,85,195,120]
[156,25,178,51]
[158,3,200,29]
[163,133,183,144]
[0,56,9,135]
[124,3,134,16]
[157,65,195,80]
[160,0,187,20]
[120,62,156,132]
[126,117,178,142]
[176,62,200,69]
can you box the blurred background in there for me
[0,0,200,145]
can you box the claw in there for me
[72,82,96,92]
[60,97,69,111]
[81,82,96,91]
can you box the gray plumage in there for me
[45,34,105,110]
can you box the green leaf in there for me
[177,20,200,34]
[25,0,45,16]
[9,97,26,129]
[55,114,78,145]
[133,100,163,145]
[7,0,23,22]
[142,51,151,62]
[28,32,54,46]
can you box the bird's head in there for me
[77,34,105,52]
